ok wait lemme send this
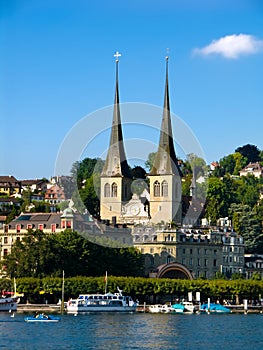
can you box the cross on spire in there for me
[114,51,121,62]
[166,48,170,60]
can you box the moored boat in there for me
[149,304,164,313]
[200,303,231,313]
[24,313,61,322]
[181,301,199,313]
[170,303,185,313]
[0,296,19,312]
[66,289,137,314]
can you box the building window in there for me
[111,183,117,197]
[38,224,44,231]
[66,220,72,229]
[51,224,56,233]
[104,183,110,197]
[197,248,200,254]
[213,259,217,267]
[16,225,21,233]
[153,181,160,197]
[150,248,154,254]
[4,249,8,256]
[190,248,193,254]
[17,237,20,241]
[182,248,185,254]
[4,225,8,233]
[198,258,201,266]
[189,258,193,265]
[27,224,33,230]
[4,237,8,244]
[161,180,168,197]
[204,259,207,267]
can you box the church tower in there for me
[100,52,132,224]
[148,56,182,224]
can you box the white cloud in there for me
[193,34,263,59]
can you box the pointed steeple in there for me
[150,56,181,176]
[101,52,131,178]
[190,169,197,200]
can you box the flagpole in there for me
[61,270,65,314]
[104,271,108,294]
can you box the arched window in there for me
[111,183,117,197]
[161,180,168,196]
[104,183,110,197]
[153,181,160,197]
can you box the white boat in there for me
[149,304,164,313]
[181,301,198,313]
[67,289,137,314]
[0,296,18,312]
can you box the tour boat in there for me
[0,296,18,312]
[67,289,138,314]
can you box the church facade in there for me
[100,55,182,226]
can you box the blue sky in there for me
[1,0,263,179]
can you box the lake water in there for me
[0,312,262,350]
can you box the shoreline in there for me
[16,303,263,314]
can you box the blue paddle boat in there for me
[24,313,61,322]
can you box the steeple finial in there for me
[166,47,170,61]
[114,51,121,62]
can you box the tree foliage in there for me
[1,276,262,304]
[235,144,261,163]
[1,230,144,279]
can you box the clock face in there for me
[130,205,140,216]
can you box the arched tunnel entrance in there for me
[156,262,193,279]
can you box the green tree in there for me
[186,153,208,178]
[213,153,247,177]
[236,174,260,207]
[235,144,261,163]
[1,230,144,278]
[145,152,156,171]
[205,177,228,224]
[229,203,263,253]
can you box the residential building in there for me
[44,184,66,205]
[239,162,263,178]
[0,176,21,196]
[244,254,263,279]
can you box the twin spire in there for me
[101,52,180,178]
[101,52,131,178]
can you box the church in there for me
[100,53,183,226]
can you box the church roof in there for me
[150,57,181,176]
[101,54,131,178]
